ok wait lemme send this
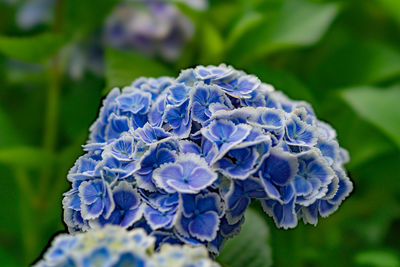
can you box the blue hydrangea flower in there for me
[191,85,230,123]
[34,226,219,267]
[223,177,267,224]
[165,98,192,137]
[116,90,152,115]
[79,180,114,220]
[201,120,252,163]
[105,1,200,62]
[16,0,54,30]
[154,154,217,194]
[285,114,317,147]
[136,145,177,191]
[180,139,217,165]
[98,181,143,228]
[63,64,353,253]
[177,193,224,242]
[215,147,259,179]
[218,74,261,99]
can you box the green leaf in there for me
[226,11,263,49]
[218,209,272,267]
[317,95,395,169]
[105,48,174,91]
[355,250,400,267]
[0,106,20,148]
[199,21,224,64]
[0,246,20,267]
[376,0,400,25]
[229,0,339,63]
[64,0,118,37]
[246,63,315,104]
[0,33,64,62]
[310,41,400,89]
[342,86,400,149]
[0,147,53,168]
[60,76,103,140]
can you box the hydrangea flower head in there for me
[63,64,353,254]
[34,226,219,267]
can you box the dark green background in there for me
[0,0,399,266]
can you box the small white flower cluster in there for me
[34,226,219,267]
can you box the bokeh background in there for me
[0,0,399,266]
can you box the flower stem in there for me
[14,168,37,265]
[38,0,64,199]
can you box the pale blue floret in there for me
[201,120,251,163]
[136,146,177,191]
[134,123,172,145]
[191,85,228,123]
[154,154,217,194]
[99,181,143,228]
[285,114,317,147]
[79,180,114,220]
[216,147,259,180]
[224,177,267,224]
[164,99,192,137]
[180,139,217,165]
[117,90,152,115]
[178,193,224,242]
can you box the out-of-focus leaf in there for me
[218,209,272,267]
[377,0,400,25]
[0,147,53,168]
[355,250,400,267]
[199,21,224,64]
[60,76,102,140]
[247,63,315,104]
[0,166,23,250]
[229,0,339,63]
[0,106,20,148]
[311,41,400,89]
[341,118,394,169]
[0,34,64,62]
[64,0,118,37]
[226,11,263,49]
[319,96,396,169]
[105,48,174,91]
[342,86,400,148]
[205,3,241,31]
[4,60,45,86]
[0,246,20,267]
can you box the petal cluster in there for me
[34,226,219,267]
[63,64,353,254]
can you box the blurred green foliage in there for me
[0,0,399,266]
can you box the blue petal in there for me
[144,205,175,230]
[259,149,298,186]
[293,175,312,196]
[197,193,222,215]
[112,182,140,210]
[154,154,217,194]
[188,211,219,241]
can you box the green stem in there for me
[13,167,36,206]
[38,0,64,199]
[38,56,61,198]
[14,168,37,265]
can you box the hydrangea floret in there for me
[63,64,353,254]
[34,226,219,267]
